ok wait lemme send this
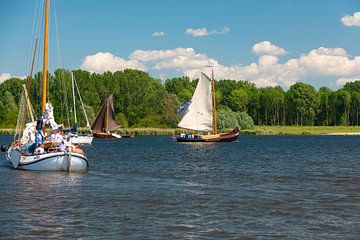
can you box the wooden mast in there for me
[42,0,49,114]
[211,69,217,134]
[105,98,108,132]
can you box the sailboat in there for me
[1,0,89,171]
[176,71,240,142]
[91,94,122,138]
[69,72,93,145]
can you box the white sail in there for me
[178,73,213,131]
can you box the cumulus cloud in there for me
[337,76,360,86]
[152,31,165,37]
[80,42,360,88]
[185,27,230,37]
[0,73,11,84]
[80,52,146,73]
[130,48,197,62]
[341,11,360,27]
[252,41,288,56]
[0,73,26,84]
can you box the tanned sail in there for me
[91,94,120,133]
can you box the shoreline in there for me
[1,126,360,136]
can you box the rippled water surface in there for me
[0,135,360,239]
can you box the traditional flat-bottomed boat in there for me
[176,70,239,142]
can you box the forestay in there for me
[178,73,213,131]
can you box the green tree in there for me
[226,88,249,112]
[286,82,319,125]
[317,87,332,126]
[338,89,351,125]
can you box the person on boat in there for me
[55,131,63,147]
[27,131,35,144]
[44,102,58,130]
[35,115,45,145]
[20,131,36,153]
[50,131,57,143]
[64,135,76,152]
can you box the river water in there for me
[0,135,359,239]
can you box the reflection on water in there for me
[0,135,360,239]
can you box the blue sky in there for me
[1,0,360,89]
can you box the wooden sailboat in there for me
[176,71,240,142]
[91,94,122,138]
[2,0,89,171]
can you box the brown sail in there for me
[91,94,120,133]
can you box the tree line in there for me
[0,68,360,129]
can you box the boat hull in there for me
[93,132,122,138]
[176,128,240,142]
[70,135,94,145]
[6,147,88,171]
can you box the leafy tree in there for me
[116,112,129,128]
[165,77,196,104]
[317,87,332,125]
[226,88,249,112]
[286,82,319,125]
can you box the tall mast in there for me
[211,69,217,134]
[105,101,108,132]
[42,0,49,114]
[71,72,77,125]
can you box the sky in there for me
[0,0,360,89]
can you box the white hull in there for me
[70,135,94,145]
[6,147,88,171]
[111,133,122,138]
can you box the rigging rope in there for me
[54,0,71,127]
[73,74,92,130]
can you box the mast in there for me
[105,99,108,131]
[211,69,217,134]
[42,0,49,114]
[71,72,77,125]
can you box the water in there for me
[0,135,359,239]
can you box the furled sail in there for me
[178,73,213,131]
[91,94,119,132]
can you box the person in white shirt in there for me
[50,132,56,143]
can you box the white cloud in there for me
[130,48,196,62]
[152,31,165,37]
[341,11,360,27]
[0,73,11,84]
[252,41,288,56]
[185,27,230,37]
[0,73,26,84]
[337,76,360,86]
[80,52,146,73]
[80,43,360,88]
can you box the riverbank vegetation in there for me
[1,69,360,132]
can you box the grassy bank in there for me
[1,126,360,136]
[254,125,360,135]
[116,126,360,135]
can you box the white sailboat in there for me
[176,71,240,142]
[2,0,88,171]
[69,72,93,145]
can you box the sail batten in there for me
[91,94,119,132]
[178,73,213,131]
